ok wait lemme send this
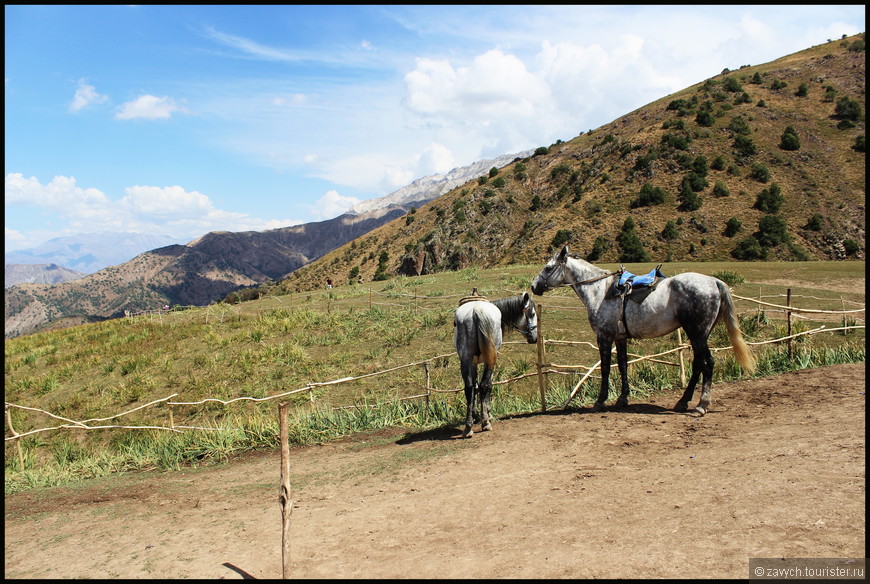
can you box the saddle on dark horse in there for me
[605,264,667,338]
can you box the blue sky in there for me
[5,5,865,251]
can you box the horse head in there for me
[531,245,570,296]
[519,291,539,344]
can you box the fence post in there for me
[5,405,25,471]
[278,402,292,579]
[676,329,686,386]
[786,288,793,359]
[757,287,762,326]
[536,304,547,412]
[423,361,431,411]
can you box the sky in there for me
[5,5,865,252]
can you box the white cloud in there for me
[404,50,549,121]
[416,142,456,176]
[69,80,109,112]
[115,95,187,120]
[5,173,110,209]
[5,226,27,247]
[120,185,220,219]
[309,190,360,220]
[5,173,299,244]
[203,25,297,62]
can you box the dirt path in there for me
[5,363,865,579]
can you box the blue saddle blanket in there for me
[618,266,666,289]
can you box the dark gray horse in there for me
[531,245,755,415]
[454,292,538,437]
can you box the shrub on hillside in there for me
[804,213,824,231]
[731,236,766,260]
[750,163,771,182]
[835,97,863,121]
[631,183,667,208]
[695,110,715,127]
[618,218,650,263]
[586,235,609,262]
[779,126,800,151]
[713,180,731,198]
[678,180,703,211]
[550,229,572,250]
[757,215,790,248]
[724,217,742,237]
[733,135,757,157]
[754,183,783,213]
[661,220,679,241]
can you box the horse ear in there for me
[558,244,569,262]
[522,290,531,307]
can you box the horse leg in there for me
[614,340,631,408]
[692,341,715,416]
[674,336,709,414]
[461,361,478,437]
[592,338,613,412]
[479,364,494,431]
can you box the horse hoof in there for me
[462,427,473,438]
[482,422,492,431]
[692,406,707,416]
[615,399,629,408]
[673,402,689,412]
[590,402,606,413]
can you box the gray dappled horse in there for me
[531,245,755,415]
[454,292,538,437]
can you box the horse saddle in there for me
[458,288,488,306]
[607,265,666,304]
[606,265,667,339]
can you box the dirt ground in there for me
[4,363,865,579]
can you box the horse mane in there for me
[491,295,532,330]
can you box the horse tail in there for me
[474,307,499,367]
[716,280,756,373]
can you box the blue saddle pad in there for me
[618,267,666,289]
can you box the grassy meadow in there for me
[4,260,865,493]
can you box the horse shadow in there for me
[396,426,465,444]
[395,402,682,445]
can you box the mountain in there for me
[277,34,865,293]
[346,150,534,215]
[4,264,87,288]
[4,232,189,273]
[4,207,406,338]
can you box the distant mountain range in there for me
[346,150,533,215]
[4,264,87,288]
[5,233,189,274]
[4,151,529,338]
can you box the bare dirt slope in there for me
[4,363,865,579]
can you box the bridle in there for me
[506,305,538,339]
[539,259,619,291]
